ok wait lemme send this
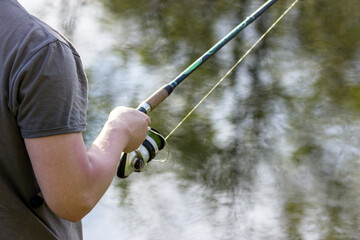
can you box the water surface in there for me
[19,0,360,239]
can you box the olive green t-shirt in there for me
[0,0,87,239]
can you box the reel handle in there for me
[117,153,129,178]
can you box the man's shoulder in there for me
[0,0,74,62]
[0,0,80,86]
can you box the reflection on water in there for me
[20,0,360,239]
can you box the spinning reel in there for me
[117,128,167,178]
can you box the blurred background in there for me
[18,0,360,239]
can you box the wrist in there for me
[105,118,131,148]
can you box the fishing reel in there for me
[117,128,167,178]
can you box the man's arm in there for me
[24,107,150,222]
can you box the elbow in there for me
[59,210,88,223]
[44,192,97,222]
[59,213,84,223]
[52,200,94,222]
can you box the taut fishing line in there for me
[117,0,301,178]
[165,0,300,141]
[148,127,170,162]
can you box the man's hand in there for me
[107,106,151,153]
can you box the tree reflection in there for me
[279,0,360,238]
[93,0,360,238]
[59,0,86,38]
[98,0,277,187]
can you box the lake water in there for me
[18,0,360,239]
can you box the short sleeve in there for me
[14,40,88,138]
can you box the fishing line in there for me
[117,0,300,178]
[165,0,300,140]
[149,128,170,162]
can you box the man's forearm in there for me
[25,107,150,222]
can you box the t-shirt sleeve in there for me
[14,40,88,138]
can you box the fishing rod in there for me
[117,0,279,178]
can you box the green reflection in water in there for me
[80,0,360,238]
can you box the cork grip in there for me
[145,85,170,111]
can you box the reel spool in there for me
[117,128,166,178]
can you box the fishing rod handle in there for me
[137,84,173,114]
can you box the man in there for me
[0,0,150,239]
